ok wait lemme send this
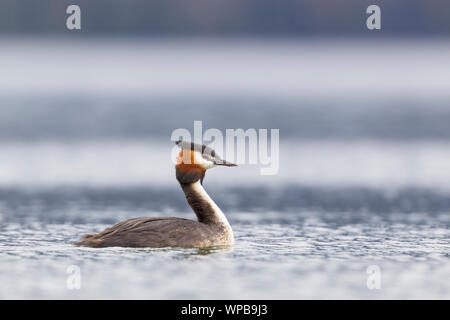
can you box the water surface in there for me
[0,39,449,299]
[0,185,448,299]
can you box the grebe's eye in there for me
[201,153,215,163]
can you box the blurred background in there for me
[0,0,449,188]
[0,1,449,299]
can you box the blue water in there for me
[0,39,449,299]
[0,185,448,299]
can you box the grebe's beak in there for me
[214,160,237,167]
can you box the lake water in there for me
[0,183,449,299]
[1,142,449,300]
[0,38,449,299]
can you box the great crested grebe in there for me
[75,140,237,248]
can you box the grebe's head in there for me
[175,140,236,184]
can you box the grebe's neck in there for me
[180,181,232,230]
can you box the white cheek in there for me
[203,160,216,169]
[194,152,215,169]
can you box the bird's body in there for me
[75,141,236,248]
[75,216,231,248]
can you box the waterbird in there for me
[75,140,237,248]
